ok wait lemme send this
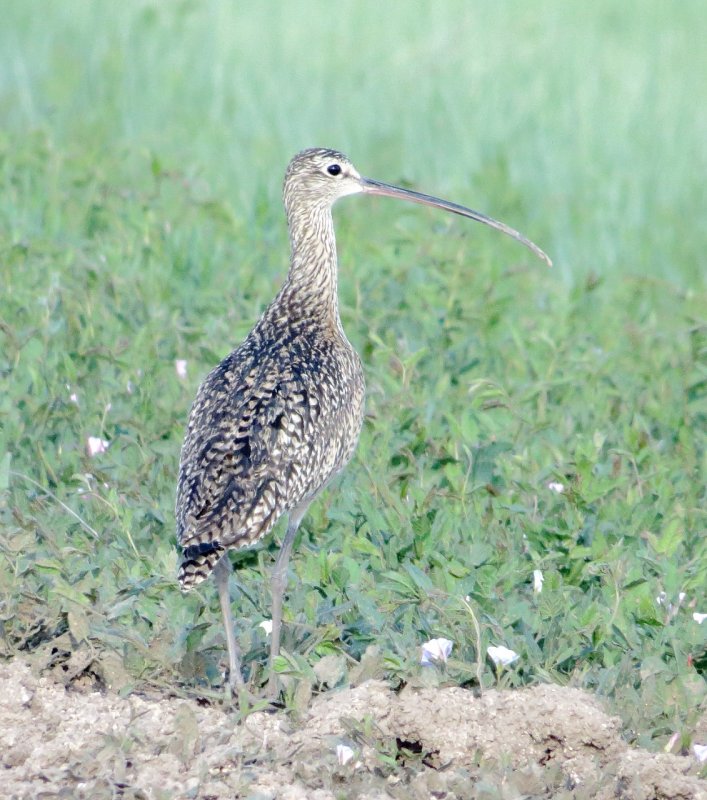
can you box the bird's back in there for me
[176,305,365,589]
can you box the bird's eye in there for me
[327,164,342,176]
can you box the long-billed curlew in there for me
[176,148,551,694]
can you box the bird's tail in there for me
[178,541,225,591]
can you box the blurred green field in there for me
[0,0,705,755]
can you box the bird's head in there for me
[283,148,364,212]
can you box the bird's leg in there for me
[212,553,245,691]
[267,503,308,696]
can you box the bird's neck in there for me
[278,206,341,323]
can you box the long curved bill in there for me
[361,177,552,267]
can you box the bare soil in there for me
[1,659,704,799]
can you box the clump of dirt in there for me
[0,659,704,799]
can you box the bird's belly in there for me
[300,351,365,500]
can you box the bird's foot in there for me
[221,666,252,705]
[223,679,261,710]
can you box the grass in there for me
[0,0,705,755]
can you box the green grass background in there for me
[0,0,705,751]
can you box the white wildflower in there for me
[693,743,707,763]
[547,481,565,493]
[657,591,687,619]
[259,620,273,636]
[336,744,355,766]
[66,385,79,405]
[66,383,77,403]
[693,613,707,624]
[86,437,110,457]
[420,637,453,666]
[533,569,544,594]
[175,359,188,380]
[487,645,519,667]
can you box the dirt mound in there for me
[1,659,704,799]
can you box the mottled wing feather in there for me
[176,320,364,590]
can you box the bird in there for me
[175,147,551,695]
